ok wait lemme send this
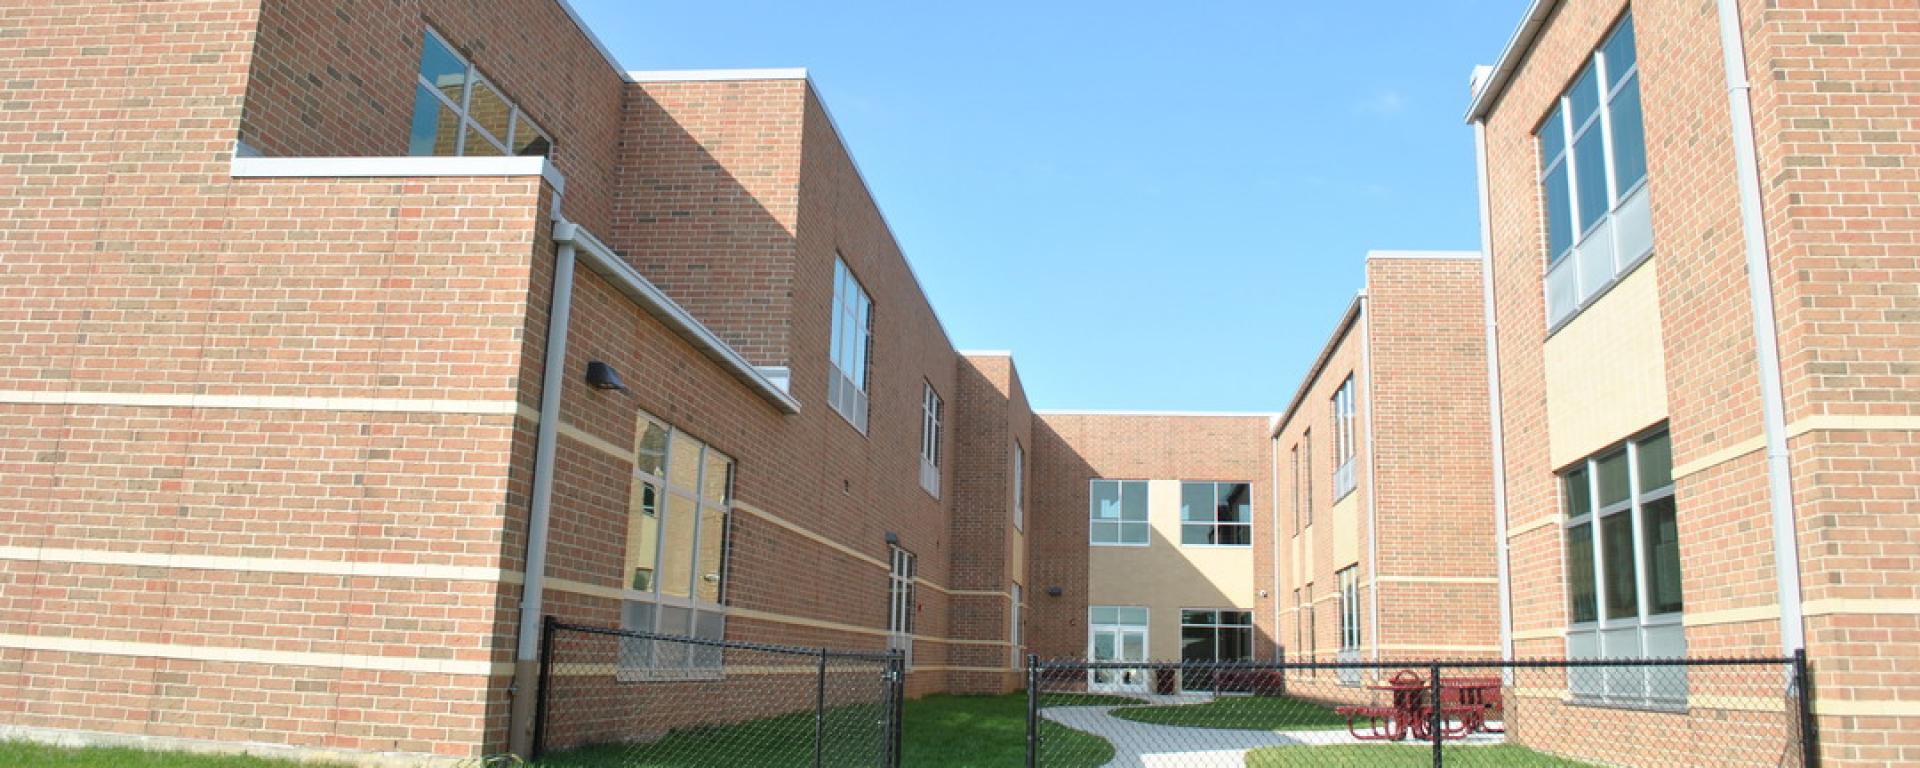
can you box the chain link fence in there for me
[1027,654,1814,767]
[533,618,903,767]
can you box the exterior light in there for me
[585,361,626,391]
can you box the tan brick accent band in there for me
[0,634,511,676]
[0,546,521,584]
[0,389,522,415]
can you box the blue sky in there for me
[572,1,1529,413]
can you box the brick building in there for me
[1467,0,1918,765]
[1025,412,1276,692]
[1269,252,1502,687]
[0,0,1275,763]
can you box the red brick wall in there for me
[1272,305,1364,668]
[1027,414,1275,660]
[238,0,626,234]
[609,79,807,368]
[1365,257,1500,656]
[1478,0,1919,764]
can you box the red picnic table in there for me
[1336,670,1504,741]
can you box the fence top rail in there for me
[1038,656,1797,672]
[547,618,902,662]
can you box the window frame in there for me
[1179,481,1253,547]
[410,27,551,158]
[1302,430,1314,527]
[1289,444,1301,535]
[1012,440,1026,531]
[1179,609,1255,664]
[1010,583,1023,666]
[827,256,874,433]
[1088,479,1151,547]
[888,545,917,669]
[1536,13,1652,330]
[918,381,942,498]
[618,411,733,681]
[1336,567,1360,652]
[1330,376,1358,500]
[1559,425,1685,708]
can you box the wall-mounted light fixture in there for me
[1046,586,1063,598]
[585,361,626,391]
[885,531,900,546]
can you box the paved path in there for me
[1040,700,1506,768]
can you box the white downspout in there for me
[509,234,577,753]
[1714,0,1805,654]
[1470,65,1516,663]
[1269,432,1283,660]
[1358,295,1382,663]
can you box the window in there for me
[1012,440,1026,531]
[919,383,942,497]
[1336,567,1362,686]
[1291,589,1303,661]
[1539,13,1651,328]
[828,257,873,432]
[1331,376,1357,500]
[1337,567,1360,652]
[1180,481,1252,546]
[1089,480,1149,546]
[1305,584,1316,676]
[888,546,917,668]
[1010,583,1023,666]
[1289,445,1301,535]
[620,412,732,679]
[1302,430,1314,527]
[1561,427,1684,706]
[409,28,551,158]
[1180,610,1253,662]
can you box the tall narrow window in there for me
[1289,445,1301,535]
[1180,481,1253,546]
[621,412,732,679]
[1330,376,1357,499]
[888,546,917,668]
[1539,13,1651,327]
[1012,440,1026,531]
[1291,589,1303,663]
[409,28,551,158]
[919,382,942,497]
[1561,427,1683,706]
[1305,584,1316,677]
[1302,430,1314,527]
[1089,480,1149,546]
[1336,566,1361,686]
[1010,583,1023,666]
[828,257,873,432]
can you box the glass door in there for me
[1089,606,1149,693]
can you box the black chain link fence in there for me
[533,618,904,767]
[1027,654,1814,767]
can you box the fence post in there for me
[1429,662,1443,768]
[1794,649,1819,768]
[1025,654,1039,768]
[531,615,556,760]
[814,646,828,768]
[892,652,906,768]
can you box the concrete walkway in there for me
[1040,699,1506,768]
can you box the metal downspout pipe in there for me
[1713,0,1806,655]
[1469,65,1516,663]
[509,234,578,755]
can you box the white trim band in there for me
[0,634,510,676]
[0,390,522,415]
[230,155,566,196]
[0,546,521,584]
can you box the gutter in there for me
[1469,65,1517,663]
[1713,0,1805,654]
[1464,0,1559,122]
[552,221,802,414]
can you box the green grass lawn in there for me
[0,742,346,768]
[536,691,1133,768]
[1108,694,1350,731]
[1246,743,1597,767]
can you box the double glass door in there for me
[1089,606,1149,692]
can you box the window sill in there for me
[1562,695,1686,715]
[616,667,726,684]
[1090,541,1152,548]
